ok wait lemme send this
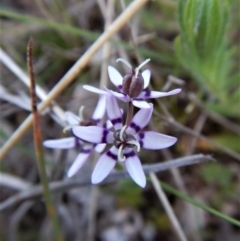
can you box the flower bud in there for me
[122,71,144,98]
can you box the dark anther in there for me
[122,70,144,98]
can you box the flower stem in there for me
[125,102,134,126]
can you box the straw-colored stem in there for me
[0,0,149,160]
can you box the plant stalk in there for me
[27,38,64,241]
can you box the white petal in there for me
[139,88,182,99]
[95,143,106,153]
[136,131,177,149]
[108,65,123,89]
[106,92,123,130]
[127,104,153,135]
[132,99,151,108]
[72,126,114,144]
[67,149,92,177]
[142,69,151,89]
[92,95,106,120]
[43,137,79,149]
[65,111,80,125]
[91,146,118,184]
[83,85,106,95]
[125,152,146,188]
[109,90,130,102]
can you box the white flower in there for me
[83,58,181,108]
[72,92,177,188]
[43,96,109,177]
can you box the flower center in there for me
[116,58,150,98]
[114,125,141,162]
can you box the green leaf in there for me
[206,102,240,117]
[204,0,222,55]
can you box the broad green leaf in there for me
[204,0,222,55]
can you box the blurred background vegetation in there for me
[0,0,239,241]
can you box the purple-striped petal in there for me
[139,89,182,99]
[43,137,80,149]
[135,131,177,150]
[91,146,118,184]
[106,92,123,130]
[65,111,80,125]
[132,99,151,108]
[124,151,146,188]
[103,120,113,129]
[109,90,130,102]
[72,126,114,144]
[83,85,107,95]
[67,147,93,177]
[127,104,153,135]
[108,66,123,90]
[142,69,151,89]
[92,95,106,121]
[95,143,106,153]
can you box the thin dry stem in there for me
[0,154,214,212]
[0,48,65,121]
[158,114,240,161]
[188,93,240,135]
[150,172,188,241]
[87,1,115,240]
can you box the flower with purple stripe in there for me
[72,93,177,188]
[43,95,109,178]
[82,58,181,109]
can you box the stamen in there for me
[135,59,151,77]
[79,106,85,120]
[116,58,132,70]
[119,125,127,142]
[62,124,78,133]
[127,140,141,152]
[118,144,126,162]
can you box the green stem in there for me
[125,102,134,127]
[159,180,240,227]
[35,141,64,241]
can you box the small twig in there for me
[187,93,240,135]
[150,173,188,241]
[162,75,185,91]
[0,48,65,121]
[156,113,240,161]
[8,201,34,241]
[186,113,207,155]
[0,86,31,111]
[0,154,214,212]
[27,38,63,241]
[0,0,149,160]
[0,173,31,191]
